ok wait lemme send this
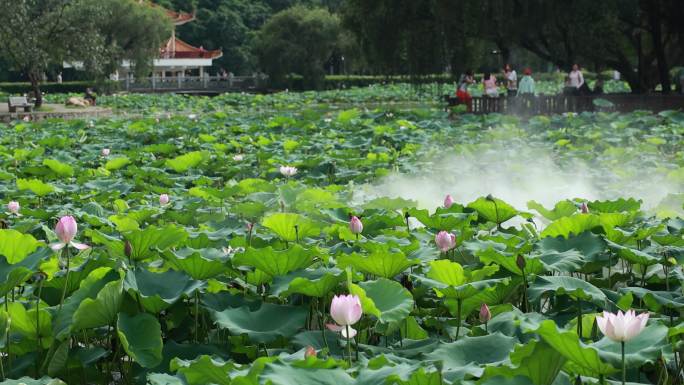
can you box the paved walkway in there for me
[0,103,113,123]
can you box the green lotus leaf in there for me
[43,158,75,177]
[468,196,519,225]
[72,279,123,331]
[0,229,43,264]
[117,312,163,368]
[606,240,660,266]
[104,156,131,171]
[170,355,239,385]
[338,250,419,279]
[531,320,616,376]
[164,248,230,280]
[480,339,565,385]
[16,178,55,196]
[588,198,642,213]
[350,278,414,326]
[408,208,476,231]
[233,244,318,277]
[270,267,345,297]
[166,151,209,173]
[211,303,308,344]
[261,359,355,385]
[261,213,321,242]
[425,333,518,382]
[126,224,189,261]
[0,248,47,297]
[527,200,578,221]
[540,215,601,239]
[528,275,607,306]
[124,268,201,313]
[618,287,684,312]
[0,377,66,385]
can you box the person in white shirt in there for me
[568,64,584,89]
[504,64,517,96]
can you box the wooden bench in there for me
[8,96,33,113]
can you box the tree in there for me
[253,6,341,89]
[0,0,171,106]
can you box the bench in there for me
[8,96,33,113]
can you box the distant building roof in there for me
[161,37,223,60]
[141,1,196,25]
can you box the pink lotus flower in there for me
[280,165,297,177]
[7,201,20,215]
[51,216,89,251]
[444,194,454,208]
[101,148,110,157]
[479,303,491,323]
[596,310,648,342]
[304,346,316,358]
[326,294,362,338]
[349,216,363,235]
[159,194,170,206]
[435,231,456,252]
[580,202,589,214]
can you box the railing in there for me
[119,75,267,93]
[465,94,684,115]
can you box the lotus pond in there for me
[0,88,683,385]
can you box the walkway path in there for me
[0,103,113,123]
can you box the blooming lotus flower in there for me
[349,216,363,235]
[280,165,297,177]
[444,194,454,208]
[159,194,170,206]
[580,202,589,214]
[596,310,648,342]
[50,216,89,251]
[233,154,244,161]
[435,231,456,252]
[7,201,20,215]
[22,116,30,122]
[101,148,110,157]
[326,294,362,338]
[479,303,491,323]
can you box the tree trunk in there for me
[647,0,671,93]
[28,71,43,108]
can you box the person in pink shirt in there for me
[483,72,499,98]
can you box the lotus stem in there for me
[345,325,352,366]
[58,248,71,311]
[36,278,44,369]
[577,298,582,338]
[455,298,463,341]
[194,289,199,343]
[621,341,626,385]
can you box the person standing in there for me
[456,70,475,112]
[483,72,499,98]
[517,68,535,95]
[504,64,517,96]
[56,72,63,84]
[568,64,585,91]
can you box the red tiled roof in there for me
[160,37,223,59]
[142,1,196,25]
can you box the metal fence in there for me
[468,94,684,115]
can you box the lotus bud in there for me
[516,255,526,270]
[479,303,491,323]
[580,202,589,214]
[124,240,132,258]
[159,194,170,206]
[349,216,363,235]
[101,148,110,157]
[486,194,495,202]
[7,201,20,214]
[55,216,78,244]
[444,194,454,208]
[233,154,244,161]
[435,231,456,252]
[304,346,316,358]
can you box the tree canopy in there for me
[0,0,171,105]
